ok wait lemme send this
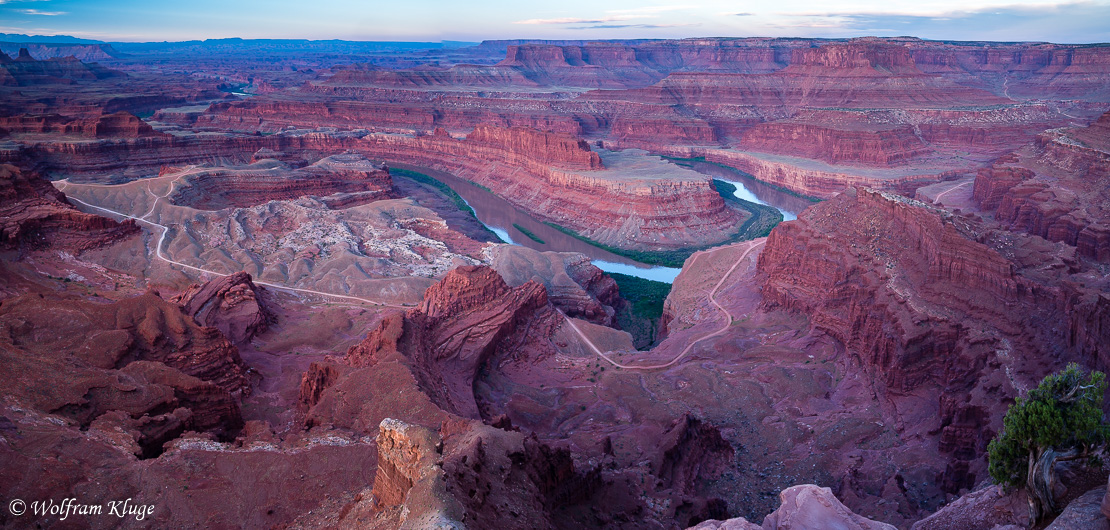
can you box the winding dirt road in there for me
[566,239,765,370]
[59,177,765,354]
[57,179,412,308]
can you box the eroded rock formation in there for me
[488,245,620,326]
[910,485,1028,530]
[0,111,165,138]
[168,152,393,210]
[172,271,273,344]
[344,265,560,419]
[757,187,1110,500]
[0,163,139,252]
[973,111,1110,261]
[692,485,896,530]
[0,265,248,457]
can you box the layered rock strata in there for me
[344,265,559,419]
[973,111,1110,261]
[0,163,139,252]
[168,153,393,210]
[354,128,743,250]
[172,271,273,344]
[0,111,165,138]
[757,187,1110,496]
[467,123,602,170]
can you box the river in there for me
[389,161,810,284]
[666,158,813,221]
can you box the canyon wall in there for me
[0,163,139,252]
[354,128,743,250]
[0,111,164,138]
[467,123,602,170]
[757,187,1109,494]
[973,111,1110,261]
[737,122,930,166]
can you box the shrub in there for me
[987,363,1109,522]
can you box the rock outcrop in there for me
[973,112,1110,261]
[172,271,273,344]
[347,265,560,419]
[488,245,620,326]
[168,152,393,210]
[758,187,1109,500]
[359,418,465,528]
[0,163,139,252]
[692,485,896,530]
[0,287,250,396]
[338,417,611,529]
[1045,487,1110,530]
[655,415,734,496]
[909,485,1028,530]
[763,485,896,530]
[0,267,248,457]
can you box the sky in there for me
[0,0,1107,44]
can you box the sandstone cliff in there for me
[0,163,139,252]
[337,417,607,529]
[757,187,1109,495]
[346,265,559,419]
[0,48,119,86]
[973,111,1110,261]
[738,122,929,166]
[168,153,393,210]
[0,111,165,138]
[354,129,743,250]
[467,123,602,170]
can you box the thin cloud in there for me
[568,23,701,30]
[766,1,1109,42]
[606,5,695,15]
[764,22,851,29]
[785,0,1106,22]
[512,6,696,26]
[515,15,651,25]
[733,13,754,16]
[17,9,66,15]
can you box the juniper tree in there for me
[988,363,1110,523]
